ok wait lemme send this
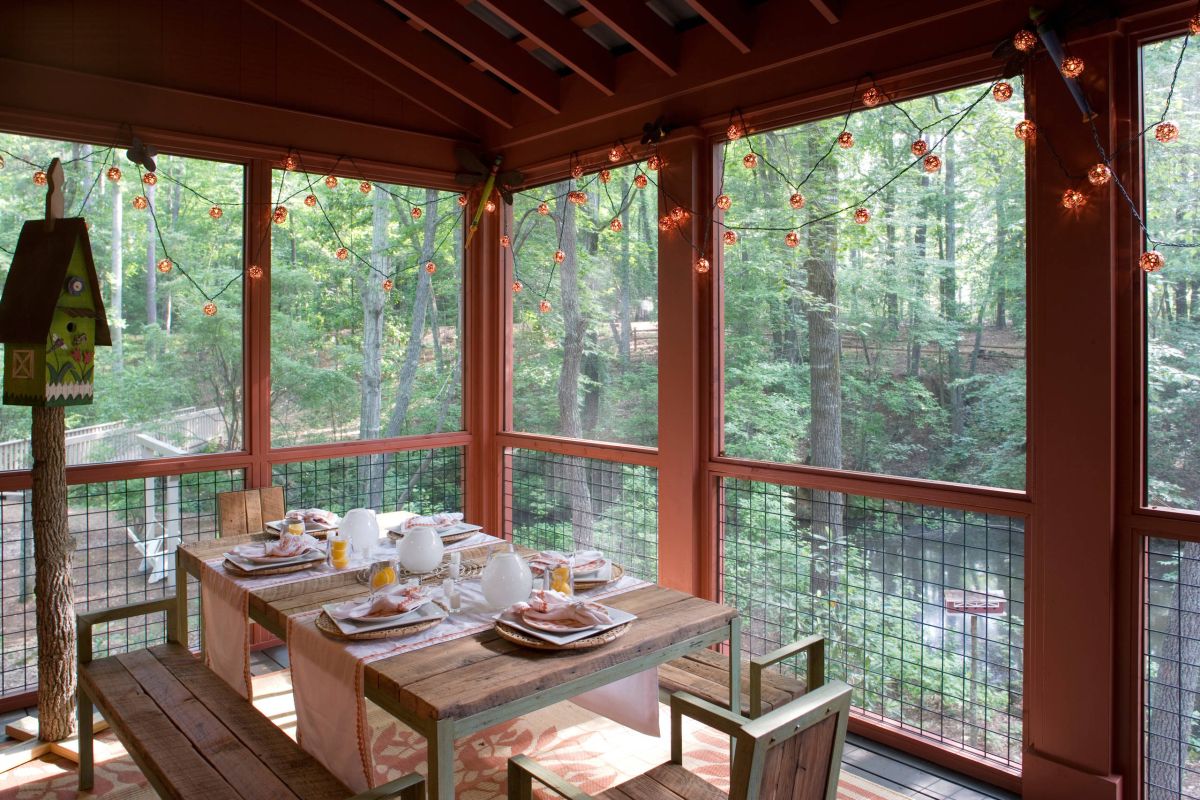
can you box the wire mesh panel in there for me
[719,479,1024,768]
[272,447,464,516]
[1145,537,1200,800]
[0,469,242,697]
[505,448,658,582]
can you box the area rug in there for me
[0,671,905,799]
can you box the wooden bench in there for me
[77,597,424,800]
[658,634,824,718]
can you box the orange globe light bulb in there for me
[785,231,799,247]
[634,174,648,189]
[424,261,436,274]
[723,230,738,246]
[923,154,943,173]
[106,166,122,182]
[203,302,218,317]
[1192,12,1200,34]
[911,139,929,157]
[537,202,550,215]
[1087,163,1112,186]
[382,278,394,291]
[862,87,884,108]
[539,299,551,313]
[32,170,47,186]
[359,180,372,194]
[608,147,622,162]
[789,193,805,210]
[1013,29,1037,52]
[670,206,685,221]
[500,234,511,248]
[695,257,710,273]
[1015,120,1037,141]
[554,249,566,263]
[303,193,318,208]
[457,194,467,207]
[411,206,422,220]
[1140,250,1165,273]
[716,194,732,211]
[610,218,623,232]
[1060,56,1085,79]
[485,199,497,213]
[570,164,584,179]
[272,205,288,224]
[335,247,349,260]
[742,153,758,169]
[132,195,148,210]
[210,205,224,219]
[726,123,744,141]
[512,280,522,293]
[993,82,1014,102]
[247,264,264,279]
[1061,188,1086,210]
[658,216,674,232]
[837,131,855,149]
[599,169,612,184]
[854,208,871,224]
[647,155,663,171]
[156,258,173,273]
[325,175,339,189]
[282,154,298,170]
[1155,122,1180,143]
[142,172,158,186]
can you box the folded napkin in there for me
[328,585,429,621]
[509,589,613,627]
[528,550,608,577]
[232,533,320,559]
[284,508,339,526]
[402,511,463,530]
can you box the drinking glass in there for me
[368,559,398,597]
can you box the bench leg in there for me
[77,687,94,790]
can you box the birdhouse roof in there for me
[0,218,111,346]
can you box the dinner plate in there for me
[236,548,320,565]
[348,597,433,624]
[530,558,609,578]
[520,614,599,634]
[223,549,324,572]
[496,604,636,646]
[323,598,445,636]
[266,519,338,535]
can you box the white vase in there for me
[397,525,445,573]
[481,543,533,609]
[341,508,380,561]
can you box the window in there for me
[509,163,659,447]
[1144,35,1200,510]
[270,175,463,447]
[0,133,244,468]
[720,81,1027,489]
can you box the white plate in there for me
[530,559,610,579]
[266,519,338,534]
[349,596,432,623]
[497,604,636,646]
[389,521,483,539]
[224,549,324,572]
[236,548,320,565]
[324,599,446,636]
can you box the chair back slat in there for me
[217,488,285,537]
[758,714,837,800]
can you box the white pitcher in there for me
[481,542,533,609]
[341,508,379,561]
[397,524,445,573]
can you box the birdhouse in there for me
[0,217,111,406]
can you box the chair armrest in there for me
[77,596,178,664]
[508,754,595,800]
[669,691,750,763]
[749,634,824,717]
[349,772,424,800]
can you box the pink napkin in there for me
[509,589,613,628]
[327,586,430,621]
[402,511,463,530]
[285,507,339,526]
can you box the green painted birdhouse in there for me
[0,217,111,406]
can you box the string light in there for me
[411,207,422,220]
[142,172,157,186]
[1155,121,1180,143]
[554,249,566,263]
[325,175,338,189]
[695,256,710,273]
[599,169,612,184]
[911,139,929,157]
[727,123,744,140]
[538,202,550,215]
[512,280,522,293]
[247,265,263,279]
[610,218,623,232]
[209,205,224,219]
[658,215,674,232]
[1087,163,1112,186]
[723,230,738,245]
[862,87,884,107]
[716,194,733,210]
[203,302,217,317]
[1061,56,1085,79]
[743,153,758,169]
[854,208,871,224]
[0,154,5,169]
[568,190,587,205]
[837,131,855,149]
[485,199,497,213]
[634,174,648,189]
[785,231,799,247]
[105,166,122,182]
[32,170,46,186]
[272,205,288,224]
[993,83,1014,102]
[571,164,584,179]
[1061,188,1086,209]
[1015,120,1037,141]
[923,154,942,173]
[647,155,663,171]
[789,193,805,210]
[1013,29,1037,52]
[382,278,394,291]
[500,234,511,247]
[132,195,148,210]
[359,181,372,194]
[335,247,349,260]
[156,258,173,273]
[424,260,436,274]
[282,154,298,170]
[1192,12,1200,34]
[1140,250,1165,273]
[608,147,622,162]
[457,195,467,207]
[539,299,551,313]
[670,206,686,221]
[304,194,317,208]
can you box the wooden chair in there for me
[659,634,825,718]
[508,680,853,800]
[217,486,285,536]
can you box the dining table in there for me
[175,531,740,800]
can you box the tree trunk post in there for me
[31,405,75,742]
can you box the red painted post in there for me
[245,158,273,489]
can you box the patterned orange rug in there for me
[0,672,905,799]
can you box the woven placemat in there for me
[574,563,625,591]
[494,619,632,651]
[315,606,446,641]
[387,528,475,545]
[222,557,324,578]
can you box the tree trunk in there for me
[146,182,158,328]
[883,184,899,328]
[1174,280,1189,322]
[908,175,931,377]
[942,137,964,436]
[111,181,124,371]
[553,181,595,545]
[32,406,75,742]
[616,181,633,366]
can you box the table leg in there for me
[728,615,741,759]
[174,548,189,645]
[426,719,456,800]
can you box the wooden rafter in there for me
[577,0,679,77]
[475,0,616,96]
[271,0,512,128]
[381,0,560,114]
[683,0,753,54]
[809,0,842,24]
[240,0,484,133]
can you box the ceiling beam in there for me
[381,0,560,114]
[809,0,842,24]
[683,0,754,54]
[576,0,679,77]
[239,0,483,134]
[475,0,616,96]
[274,0,512,128]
